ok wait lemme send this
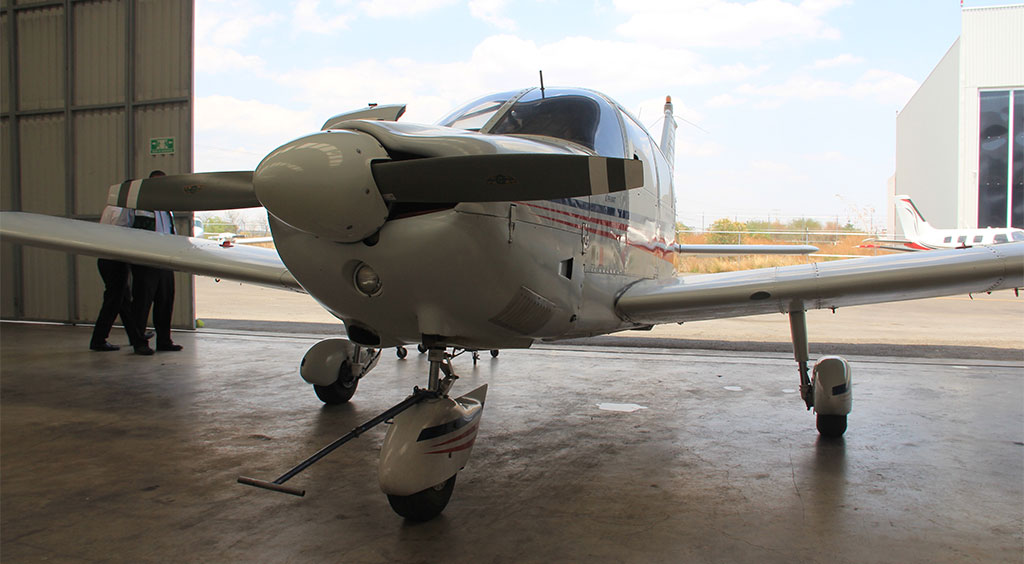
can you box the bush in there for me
[707,218,746,244]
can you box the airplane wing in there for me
[673,243,819,255]
[0,212,302,292]
[616,243,1024,324]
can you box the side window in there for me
[994,233,1008,243]
[621,114,657,195]
[957,235,967,243]
[943,236,952,243]
[653,145,674,209]
[973,235,984,243]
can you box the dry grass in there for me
[674,234,897,273]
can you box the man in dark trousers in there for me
[89,205,154,355]
[131,170,183,352]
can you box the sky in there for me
[193,0,1021,231]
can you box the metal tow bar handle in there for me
[237,388,438,496]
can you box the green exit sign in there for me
[150,137,175,155]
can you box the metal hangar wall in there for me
[1,0,194,327]
[892,4,1024,234]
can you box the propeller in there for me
[371,153,642,203]
[108,172,258,212]
[111,129,644,243]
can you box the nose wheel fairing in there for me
[378,384,487,496]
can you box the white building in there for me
[891,4,1023,235]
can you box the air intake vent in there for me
[489,286,556,335]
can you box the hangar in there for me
[2,1,1023,561]
[891,4,1024,235]
[1,0,195,327]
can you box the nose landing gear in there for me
[238,347,487,521]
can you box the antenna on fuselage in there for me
[539,70,545,98]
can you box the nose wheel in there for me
[386,475,457,522]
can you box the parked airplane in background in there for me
[861,195,1024,251]
[205,231,274,247]
[3,87,1022,521]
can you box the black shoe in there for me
[134,345,155,356]
[144,331,155,340]
[157,342,183,352]
[90,342,120,352]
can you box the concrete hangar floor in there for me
[1,290,1022,563]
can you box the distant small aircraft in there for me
[205,231,274,247]
[3,87,1021,521]
[861,195,1024,251]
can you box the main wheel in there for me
[490,349,499,358]
[816,414,847,437]
[417,344,427,353]
[386,475,457,521]
[313,361,358,404]
[396,346,408,359]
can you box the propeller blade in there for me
[107,171,258,211]
[371,154,643,203]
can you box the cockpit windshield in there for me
[487,89,625,157]
[436,90,520,131]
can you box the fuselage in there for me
[268,87,678,349]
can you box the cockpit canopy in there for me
[437,88,627,158]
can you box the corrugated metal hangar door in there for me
[1,0,194,328]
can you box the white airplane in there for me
[861,195,1024,251]
[2,87,1022,522]
[205,231,275,247]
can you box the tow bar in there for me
[237,387,438,496]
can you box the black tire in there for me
[396,347,408,359]
[417,344,427,353]
[816,414,847,437]
[386,475,457,521]
[313,361,358,404]
[490,349,499,358]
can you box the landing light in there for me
[354,263,382,296]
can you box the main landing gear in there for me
[396,345,499,365]
[789,310,852,438]
[239,346,487,522]
[300,339,380,404]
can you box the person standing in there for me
[131,170,183,352]
[89,205,154,355]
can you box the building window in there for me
[978,90,1024,228]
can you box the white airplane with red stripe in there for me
[862,195,1024,251]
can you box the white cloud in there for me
[195,45,264,74]
[195,0,282,46]
[359,0,458,18]
[469,0,517,29]
[614,0,849,49]
[676,138,723,158]
[810,53,865,69]
[848,69,919,106]
[735,69,918,105]
[194,96,320,171]
[705,93,745,108]
[272,34,770,124]
[293,0,354,33]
